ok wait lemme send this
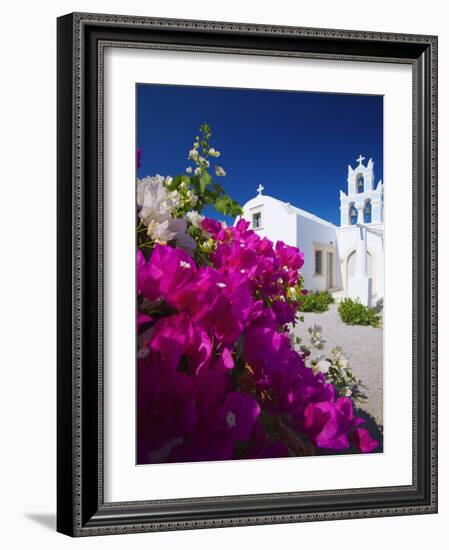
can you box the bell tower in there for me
[339,155,383,227]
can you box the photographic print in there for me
[136,84,384,465]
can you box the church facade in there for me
[239,156,384,307]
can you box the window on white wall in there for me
[252,212,262,229]
[315,250,323,275]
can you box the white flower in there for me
[194,167,201,176]
[208,148,220,157]
[215,166,226,177]
[137,175,179,227]
[186,190,198,206]
[164,176,173,187]
[137,174,165,209]
[185,210,204,228]
[316,359,331,374]
[147,219,177,243]
[169,218,196,252]
[137,175,196,251]
[308,323,326,349]
[168,190,181,208]
[193,142,200,149]
[186,166,193,174]
[330,346,349,367]
[188,150,199,162]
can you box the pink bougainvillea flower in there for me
[146,312,192,372]
[184,320,213,374]
[137,344,200,464]
[137,244,197,304]
[168,372,260,463]
[275,240,304,271]
[201,217,223,239]
[271,299,296,326]
[144,311,212,375]
[301,399,353,451]
[243,322,294,377]
[206,217,306,303]
[171,266,254,347]
[135,208,379,462]
[212,347,235,372]
[137,312,152,327]
[218,391,261,441]
[351,426,379,453]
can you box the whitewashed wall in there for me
[336,224,384,299]
[240,195,297,246]
[296,214,341,291]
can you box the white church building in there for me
[239,155,384,307]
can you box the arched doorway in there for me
[346,250,375,295]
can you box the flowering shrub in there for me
[136,126,378,464]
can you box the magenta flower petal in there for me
[352,427,379,453]
[219,392,261,441]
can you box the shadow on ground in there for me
[25,513,56,531]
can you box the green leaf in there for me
[214,196,228,214]
[200,172,212,186]
[167,175,189,191]
[212,183,225,195]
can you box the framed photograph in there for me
[57,12,438,536]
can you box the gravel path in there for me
[294,303,383,428]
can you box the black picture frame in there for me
[57,12,438,537]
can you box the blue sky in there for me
[136,84,383,226]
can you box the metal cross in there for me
[356,154,365,165]
[257,184,264,195]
